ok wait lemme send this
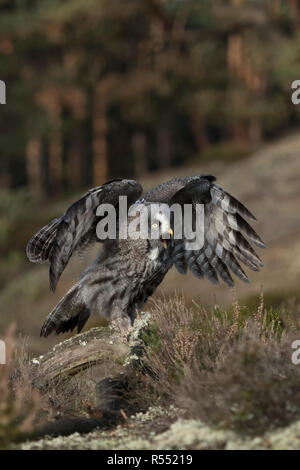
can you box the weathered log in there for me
[30,325,129,389]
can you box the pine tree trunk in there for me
[189,109,209,153]
[93,82,108,185]
[26,137,44,200]
[227,0,264,146]
[34,91,63,196]
[48,107,63,194]
[67,126,84,191]
[132,132,148,177]
[249,116,262,146]
[157,127,173,170]
[288,0,300,27]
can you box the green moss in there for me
[142,322,161,353]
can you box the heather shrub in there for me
[143,294,300,435]
[0,325,46,448]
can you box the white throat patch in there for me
[148,247,159,261]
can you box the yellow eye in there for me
[152,223,158,229]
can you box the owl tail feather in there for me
[40,285,91,337]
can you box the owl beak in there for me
[161,228,173,249]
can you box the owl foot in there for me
[111,309,132,340]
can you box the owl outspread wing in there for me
[27,174,264,292]
[147,175,265,286]
[26,174,264,340]
[26,179,142,292]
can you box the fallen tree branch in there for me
[29,325,129,389]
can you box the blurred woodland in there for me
[1,1,300,356]
[1,0,300,200]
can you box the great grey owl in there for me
[26,176,265,337]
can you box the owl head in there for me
[126,202,174,252]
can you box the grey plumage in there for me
[26,176,265,338]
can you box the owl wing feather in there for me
[26,216,62,264]
[26,179,143,292]
[166,176,265,286]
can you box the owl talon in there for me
[111,312,132,340]
[135,309,141,320]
